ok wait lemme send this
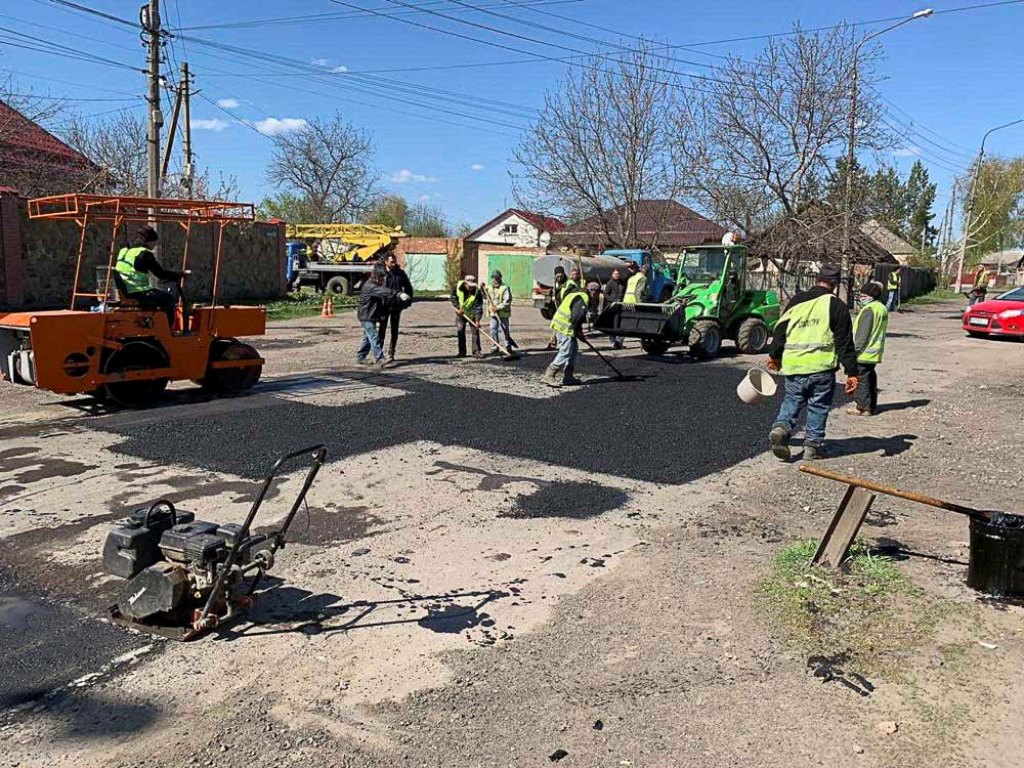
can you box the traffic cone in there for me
[320,297,330,318]
[326,297,335,318]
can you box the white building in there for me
[464,208,565,248]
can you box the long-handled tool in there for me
[456,309,514,359]
[581,334,626,379]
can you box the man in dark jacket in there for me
[377,253,414,363]
[114,226,187,328]
[766,263,858,461]
[357,265,406,367]
[602,268,626,349]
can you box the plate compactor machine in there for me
[102,446,327,640]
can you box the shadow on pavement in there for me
[826,433,918,458]
[876,398,931,414]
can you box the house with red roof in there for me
[465,208,565,249]
[0,100,99,196]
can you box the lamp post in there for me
[841,8,933,304]
[953,118,1024,293]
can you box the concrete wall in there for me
[0,192,287,309]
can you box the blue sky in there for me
[3,0,1024,229]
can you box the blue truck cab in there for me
[601,250,676,303]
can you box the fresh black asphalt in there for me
[98,353,779,484]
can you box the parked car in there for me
[962,287,1024,339]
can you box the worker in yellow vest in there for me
[766,263,859,461]
[968,266,991,307]
[114,226,187,328]
[848,281,888,416]
[885,267,901,311]
[484,270,516,355]
[541,286,589,387]
[623,261,649,305]
[451,274,484,358]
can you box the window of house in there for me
[500,223,519,235]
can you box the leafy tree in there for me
[367,194,409,229]
[404,201,450,237]
[905,160,937,250]
[962,155,1024,262]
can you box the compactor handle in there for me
[143,499,177,528]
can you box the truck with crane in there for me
[284,223,406,296]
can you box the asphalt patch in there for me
[95,357,779,485]
[501,481,629,520]
[257,505,380,546]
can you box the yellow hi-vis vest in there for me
[550,290,588,336]
[485,284,512,318]
[115,246,151,294]
[623,272,646,305]
[855,301,889,364]
[456,283,479,314]
[887,270,901,290]
[779,293,837,375]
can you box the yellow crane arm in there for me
[284,223,406,263]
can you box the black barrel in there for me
[967,514,1024,596]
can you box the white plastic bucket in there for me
[737,368,777,404]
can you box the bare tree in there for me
[266,113,377,223]
[674,24,892,233]
[511,42,685,249]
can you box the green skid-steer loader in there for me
[594,245,780,359]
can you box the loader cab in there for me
[676,245,748,317]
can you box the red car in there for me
[962,287,1024,339]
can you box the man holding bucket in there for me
[765,263,858,461]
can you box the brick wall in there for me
[0,191,287,310]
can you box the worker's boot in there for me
[562,364,581,386]
[803,442,830,461]
[541,364,564,388]
[768,425,791,461]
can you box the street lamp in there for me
[841,8,933,303]
[953,118,1024,293]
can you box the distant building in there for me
[464,208,565,248]
[553,199,726,257]
[860,219,918,264]
[0,100,98,196]
[974,249,1024,288]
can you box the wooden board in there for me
[813,485,876,569]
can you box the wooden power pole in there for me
[143,0,162,199]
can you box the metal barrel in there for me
[532,254,629,288]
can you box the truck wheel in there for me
[736,318,769,354]
[325,276,350,296]
[689,320,722,360]
[640,338,670,356]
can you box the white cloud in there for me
[311,58,330,67]
[471,163,485,171]
[191,118,228,132]
[256,117,308,136]
[418,194,432,202]
[390,168,437,184]
[332,65,348,73]
[215,98,239,109]
[893,145,921,158]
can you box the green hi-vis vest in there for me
[779,293,838,375]
[550,290,588,336]
[855,301,889,364]
[623,272,646,305]
[486,284,512,318]
[115,246,151,294]
[456,283,479,314]
[887,270,901,290]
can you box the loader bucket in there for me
[594,302,687,341]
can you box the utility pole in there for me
[142,0,162,199]
[841,9,932,304]
[954,118,1024,294]
[181,61,194,196]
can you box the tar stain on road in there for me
[97,356,776,485]
[502,481,629,520]
[258,505,381,546]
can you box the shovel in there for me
[456,309,514,360]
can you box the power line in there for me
[0,26,142,71]
[36,0,137,28]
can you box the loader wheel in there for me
[736,318,769,354]
[101,341,170,407]
[640,338,670,356]
[325,276,351,296]
[202,340,262,394]
[688,320,722,360]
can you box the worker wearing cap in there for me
[766,263,859,461]
[115,226,186,328]
[849,281,888,416]
[542,282,589,387]
[567,266,583,293]
[451,274,484,358]
[968,266,991,307]
[485,270,515,355]
[886,267,901,311]
[623,260,649,305]
[545,266,569,351]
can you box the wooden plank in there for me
[813,485,876,569]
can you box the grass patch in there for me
[903,288,960,306]
[760,539,953,676]
[236,290,357,321]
